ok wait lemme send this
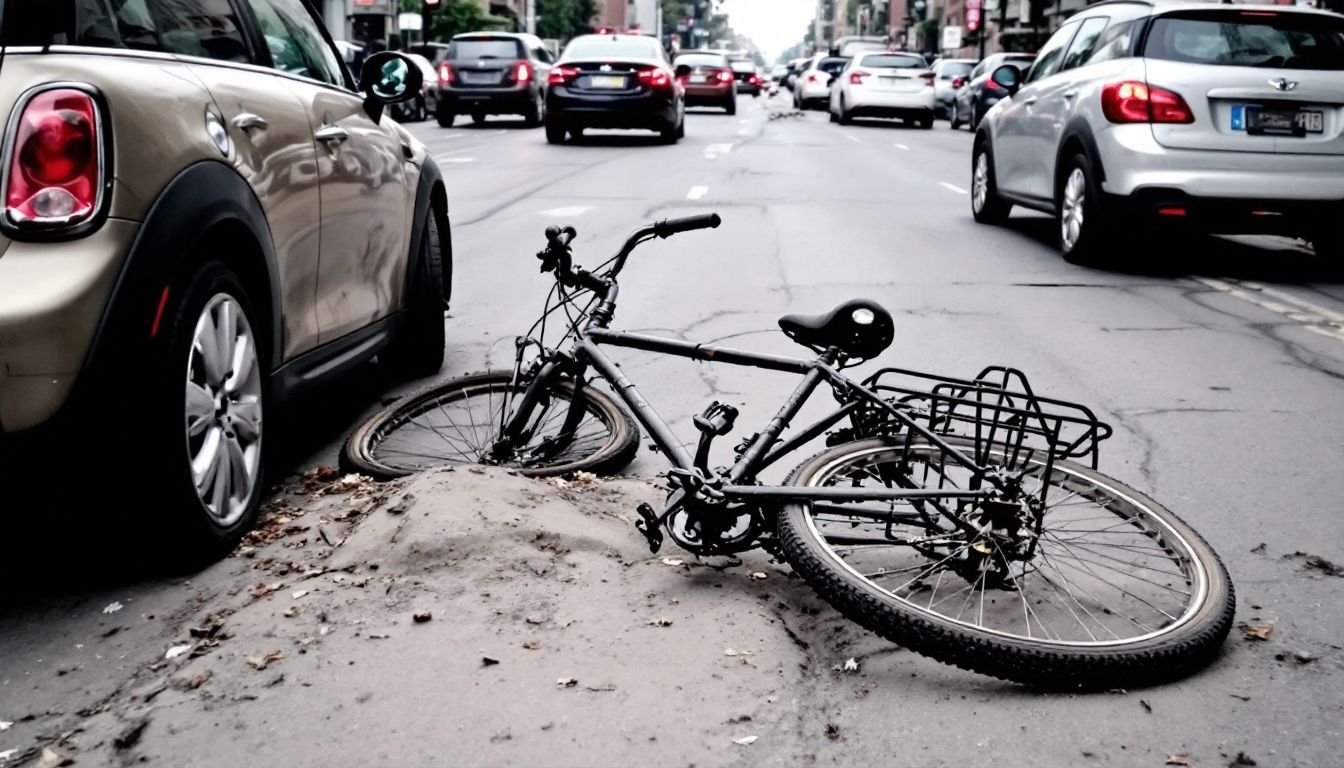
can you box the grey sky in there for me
[719,0,815,60]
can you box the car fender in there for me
[404,159,452,305]
[1054,118,1107,196]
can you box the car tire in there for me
[1311,230,1343,259]
[436,107,455,127]
[545,121,566,144]
[676,112,686,139]
[838,98,852,125]
[919,113,934,129]
[380,212,446,378]
[471,112,486,126]
[971,104,983,131]
[524,91,545,127]
[659,118,679,144]
[949,101,962,129]
[147,261,267,561]
[1058,152,1113,265]
[971,139,1013,226]
[725,98,736,115]
[414,96,427,122]
[829,106,839,123]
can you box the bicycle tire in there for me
[776,437,1235,689]
[342,371,640,480]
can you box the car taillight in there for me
[985,77,1006,94]
[4,88,102,229]
[749,74,761,84]
[439,62,455,85]
[716,69,733,83]
[807,73,818,83]
[1101,81,1194,124]
[919,71,935,85]
[951,76,966,89]
[548,66,579,86]
[638,68,672,90]
[513,62,531,83]
[849,70,870,84]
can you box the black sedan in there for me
[949,52,1035,131]
[544,34,685,145]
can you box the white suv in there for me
[971,0,1344,263]
[830,51,936,128]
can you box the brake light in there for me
[438,62,455,85]
[849,70,871,84]
[807,73,818,83]
[716,69,733,83]
[638,68,672,90]
[548,65,579,85]
[749,74,761,84]
[985,77,1006,94]
[513,62,531,83]
[4,88,101,228]
[920,71,935,85]
[951,76,966,89]
[1101,81,1194,124]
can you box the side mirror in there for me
[360,51,423,121]
[990,64,1021,96]
[951,76,966,89]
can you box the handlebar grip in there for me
[652,213,721,239]
[545,225,577,247]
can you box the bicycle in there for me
[343,214,1235,689]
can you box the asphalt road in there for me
[3,91,1343,766]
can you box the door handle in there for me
[314,125,350,145]
[1063,90,1078,100]
[232,113,268,131]
[1023,96,1038,107]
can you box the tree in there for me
[536,0,597,39]
[401,0,511,41]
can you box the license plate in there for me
[459,71,499,85]
[589,75,626,89]
[1232,104,1324,136]
[690,74,707,83]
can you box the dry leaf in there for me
[649,617,673,627]
[291,590,308,600]
[556,677,579,687]
[245,651,284,670]
[164,643,192,660]
[283,607,299,618]
[723,648,739,657]
[35,747,74,768]
[103,601,124,614]
[1275,649,1316,664]
[749,572,768,580]
[521,641,539,650]
[1165,756,1190,767]
[413,611,433,623]
[661,558,684,566]
[250,582,284,599]
[732,735,758,746]
[482,657,500,666]
[1140,700,1153,713]
[1230,752,1257,766]
[1239,622,1275,641]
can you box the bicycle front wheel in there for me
[342,371,640,480]
[776,437,1234,689]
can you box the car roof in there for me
[1080,0,1341,18]
[452,31,544,45]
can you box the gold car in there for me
[0,0,451,556]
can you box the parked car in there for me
[972,0,1344,263]
[434,32,553,127]
[673,50,738,114]
[407,42,451,67]
[949,52,1036,130]
[0,0,452,555]
[544,34,685,144]
[931,57,977,118]
[784,56,811,90]
[771,64,790,83]
[730,59,763,96]
[793,55,850,109]
[830,36,889,57]
[829,51,936,127]
[393,52,441,122]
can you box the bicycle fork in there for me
[492,351,591,462]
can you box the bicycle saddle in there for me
[778,299,895,360]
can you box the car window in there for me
[1024,23,1079,83]
[246,0,344,85]
[1144,10,1344,70]
[1062,17,1109,71]
[449,38,525,59]
[532,45,554,64]
[1083,19,1136,66]
[675,53,728,68]
[0,0,250,62]
[938,61,974,79]
[818,57,849,75]
[859,54,925,69]
[561,35,662,59]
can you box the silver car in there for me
[971,0,1344,263]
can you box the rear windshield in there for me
[730,60,755,72]
[817,57,849,75]
[1144,10,1344,70]
[940,61,974,77]
[563,35,662,60]
[675,53,727,68]
[840,41,887,56]
[1,0,250,62]
[448,38,524,60]
[859,54,925,69]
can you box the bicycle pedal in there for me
[634,503,663,554]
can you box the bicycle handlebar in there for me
[652,213,721,239]
[545,225,577,248]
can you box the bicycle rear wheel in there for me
[342,371,640,480]
[776,437,1234,689]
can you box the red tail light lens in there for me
[638,68,671,90]
[548,66,580,86]
[716,69,734,83]
[5,88,101,228]
[919,71,935,85]
[1101,81,1194,124]
[749,74,761,84]
[439,62,455,85]
[806,73,818,83]
[985,77,1006,94]
[849,70,870,84]
[951,76,966,89]
[513,62,531,83]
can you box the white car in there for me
[830,51,936,127]
[793,54,850,110]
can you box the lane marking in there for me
[704,142,734,160]
[686,185,709,200]
[843,133,861,143]
[894,143,909,150]
[1196,276,1344,343]
[441,157,474,163]
[939,182,969,195]
[540,206,593,217]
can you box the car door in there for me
[178,0,324,360]
[243,0,410,344]
[995,24,1078,199]
[1025,17,1109,198]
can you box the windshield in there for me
[940,61,975,78]
[448,38,524,60]
[730,60,755,73]
[860,54,925,69]
[1145,10,1344,70]
[675,53,727,68]
[563,35,663,60]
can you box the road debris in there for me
[413,611,433,623]
[1165,756,1190,767]
[826,723,841,740]
[556,678,579,688]
[1275,649,1317,664]
[1140,700,1153,713]
[1239,622,1275,641]
[245,651,284,670]
[250,582,284,599]
[291,590,309,600]
[1285,552,1344,578]
[283,607,299,618]
[164,644,192,660]
[553,471,600,490]
[521,641,539,650]
[841,658,859,672]
[35,747,73,768]
[661,558,684,566]
[649,617,674,627]
[0,750,16,762]
[482,657,499,666]
[748,571,768,580]
[113,717,149,750]
[732,735,758,746]
[0,721,10,731]
[102,601,124,614]
[1229,752,1257,766]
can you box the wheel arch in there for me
[1054,119,1106,202]
[405,159,453,307]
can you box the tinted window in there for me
[1144,10,1344,70]
[532,45,554,64]
[938,61,974,79]
[0,0,249,61]
[860,54,925,69]
[1062,17,1109,71]
[561,35,662,60]
[817,57,849,75]
[246,0,343,85]
[1083,19,1136,66]
[1025,23,1078,83]
[449,38,525,59]
[675,53,728,68]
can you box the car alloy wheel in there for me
[972,151,990,215]
[185,293,263,528]
[1060,167,1087,254]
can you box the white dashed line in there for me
[1196,276,1344,343]
[441,157,474,163]
[893,143,909,150]
[843,134,861,143]
[939,182,969,195]
[686,185,709,200]
[540,206,593,217]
